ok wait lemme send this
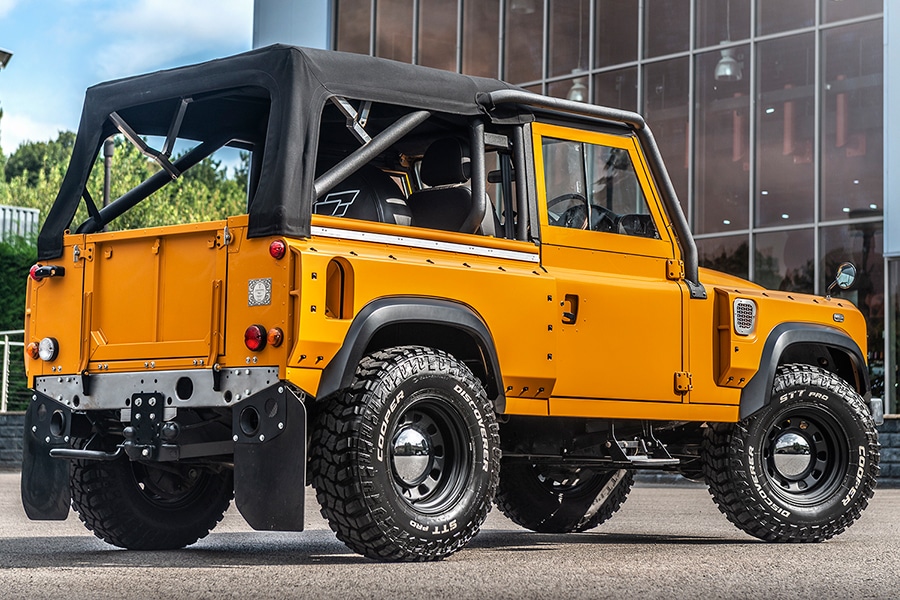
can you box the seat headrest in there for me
[420,138,471,186]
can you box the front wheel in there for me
[310,346,500,561]
[702,364,879,542]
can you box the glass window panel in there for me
[596,0,638,67]
[463,0,499,78]
[375,0,413,62]
[821,21,884,222]
[336,0,371,55]
[594,68,638,111]
[695,45,750,234]
[504,0,543,83]
[757,0,814,35]
[548,77,589,102]
[697,235,750,280]
[643,57,690,211]
[821,223,884,378]
[645,0,690,58]
[822,0,883,24]
[418,0,458,71]
[697,0,750,49]
[756,34,815,227]
[754,229,814,293]
[549,0,590,78]
[542,137,658,238]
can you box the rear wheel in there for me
[702,364,879,542]
[495,462,633,533]
[70,445,233,550]
[310,346,500,561]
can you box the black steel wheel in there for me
[310,346,500,561]
[702,364,879,542]
[70,441,233,550]
[495,462,633,533]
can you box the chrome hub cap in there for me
[392,426,433,486]
[772,432,812,479]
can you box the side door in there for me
[533,122,689,410]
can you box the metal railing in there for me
[0,205,39,242]
[1,329,24,412]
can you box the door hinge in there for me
[73,244,93,264]
[674,371,693,394]
[666,259,684,281]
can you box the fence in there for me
[0,205,39,242]
[1,330,25,413]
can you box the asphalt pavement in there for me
[1,470,899,599]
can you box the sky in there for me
[0,0,254,153]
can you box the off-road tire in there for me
[309,346,501,561]
[70,448,233,550]
[495,464,633,533]
[702,363,879,542]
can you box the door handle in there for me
[561,294,579,325]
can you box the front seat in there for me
[406,138,486,234]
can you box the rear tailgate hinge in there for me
[73,244,93,264]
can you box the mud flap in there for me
[21,394,72,520]
[233,384,307,531]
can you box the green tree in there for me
[0,132,249,233]
[4,131,76,185]
[0,237,35,412]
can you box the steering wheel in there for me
[547,193,589,229]
[588,204,618,233]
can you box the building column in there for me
[884,0,899,413]
[253,0,334,50]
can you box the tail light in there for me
[269,240,286,260]
[267,327,284,347]
[30,264,65,281]
[244,325,267,351]
[38,337,59,361]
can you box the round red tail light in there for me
[244,325,267,351]
[269,240,286,260]
[29,264,43,281]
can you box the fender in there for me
[739,322,869,420]
[317,296,504,407]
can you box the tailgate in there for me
[84,221,229,364]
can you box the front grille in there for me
[733,298,756,336]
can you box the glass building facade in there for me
[264,0,893,410]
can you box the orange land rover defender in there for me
[22,46,880,561]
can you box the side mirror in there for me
[827,262,857,298]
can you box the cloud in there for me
[0,0,19,19]
[1,113,67,152]
[92,0,252,79]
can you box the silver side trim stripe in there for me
[311,226,540,263]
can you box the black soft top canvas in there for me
[38,44,525,260]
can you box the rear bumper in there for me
[34,366,280,411]
[22,369,308,531]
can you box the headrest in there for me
[420,138,471,186]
